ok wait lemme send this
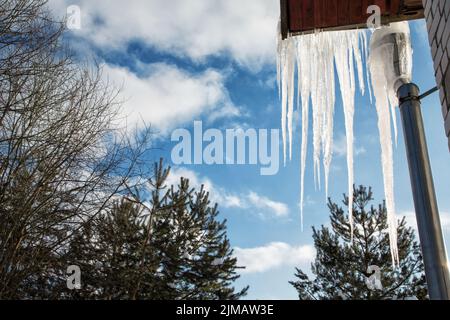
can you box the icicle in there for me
[369,58,399,264]
[287,41,296,161]
[277,25,287,166]
[278,31,297,166]
[278,28,366,235]
[277,23,410,266]
[281,50,287,167]
[368,22,413,266]
[297,36,311,232]
[288,22,409,265]
[321,35,335,199]
[362,31,374,104]
[277,22,282,100]
[353,32,365,96]
[334,32,359,238]
[389,90,399,145]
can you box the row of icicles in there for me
[277,22,413,266]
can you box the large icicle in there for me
[296,35,311,231]
[321,34,336,199]
[278,30,297,166]
[277,22,410,266]
[334,32,358,238]
[368,22,412,266]
[278,29,365,234]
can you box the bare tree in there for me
[0,0,152,298]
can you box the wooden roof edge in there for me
[280,1,425,39]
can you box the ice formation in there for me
[368,22,412,265]
[277,29,366,237]
[277,22,412,266]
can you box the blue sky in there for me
[49,1,450,300]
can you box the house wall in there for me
[422,0,450,150]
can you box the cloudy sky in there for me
[48,0,450,299]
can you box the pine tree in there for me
[59,160,248,300]
[290,185,427,300]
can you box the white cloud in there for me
[49,0,279,70]
[234,242,315,273]
[248,191,289,217]
[104,63,239,134]
[166,167,289,219]
[401,211,450,232]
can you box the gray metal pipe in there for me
[398,82,450,300]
